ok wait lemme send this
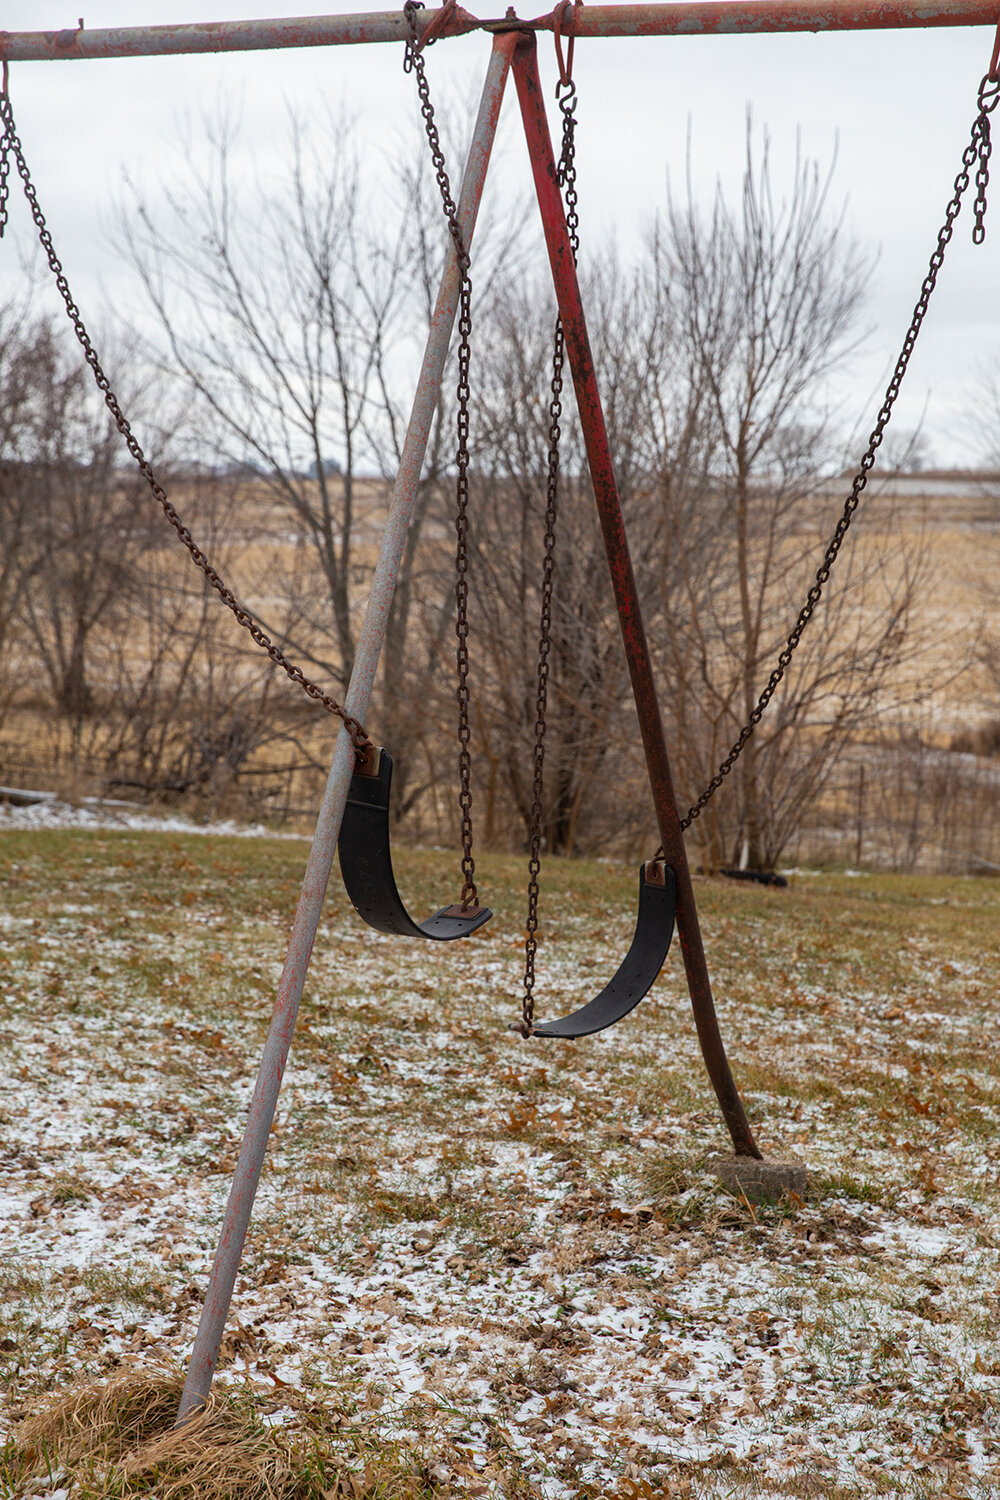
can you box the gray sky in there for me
[3,0,999,466]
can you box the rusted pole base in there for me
[712,1154,811,1202]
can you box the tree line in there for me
[2,110,994,872]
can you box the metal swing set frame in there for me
[2,0,998,1423]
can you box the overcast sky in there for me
[3,0,999,467]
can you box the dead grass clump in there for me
[637,1151,697,1200]
[9,1371,299,1499]
[5,1372,459,1500]
[14,1371,185,1467]
[634,1151,721,1227]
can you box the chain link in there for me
[973,78,997,242]
[403,1,481,909]
[556,80,580,258]
[521,320,565,1037]
[665,65,1000,845]
[0,83,373,756]
[0,64,11,240]
[0,132,10,239]
[520,84,580,1038]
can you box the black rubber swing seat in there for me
[523,861,676,1039]
[338,748,493,940]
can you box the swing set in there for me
[2,0,998,1424]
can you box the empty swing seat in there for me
[338,748,493,940]
[524,862,676,1038]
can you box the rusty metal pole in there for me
[3,0,1000,62]
[175,31,518,1424]
[511,31,760,1159]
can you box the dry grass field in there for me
[850,483,999,732]
[192,471,1000,739]
[3,470,999,874]
[1,818,998,1498]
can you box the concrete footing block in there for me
[710,1153,810,1203]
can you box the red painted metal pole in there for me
[511,30,760,1159]
[532,0,1000,36]
[174,31,517,1425]
[0,11,475,62]
[2,0,999,62]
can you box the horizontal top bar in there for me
[1,0,998,61]
[568,0,1000,35]
[0,12,429,59]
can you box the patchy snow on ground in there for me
[0,796,307,840]
[1,828,999,1497]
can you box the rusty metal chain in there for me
[665,60,1000,846]
[520,321,565,1036]
[0,123,10,239]
[0,79,373,757]
[520,82,580,1038]
[973,73,997,241]
[403,1,480,909]
[556,79,580,258]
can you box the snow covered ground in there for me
[0,795,309,840]
[1,822,998,1496]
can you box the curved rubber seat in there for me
[523,862,676,1038]
[338,748,492,940]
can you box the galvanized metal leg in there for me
[176,31,518,1424]
[511,33,761,1159]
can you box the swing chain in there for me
[0,65,10,238]
[556,80,580,259]
[521,319,565,1037]
[667,58,1000,845]
[403,1,480,910]
[0,80,374,758]
[0,150,9,242]
[0,144,9,238]
[519,77,580,1039]
[972,61,999,241]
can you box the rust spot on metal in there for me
[353,742,382,778]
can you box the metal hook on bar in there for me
[553,0,581,86]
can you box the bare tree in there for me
[0,102,923,861]
[460,266,660,855]
[95,474,319,813]
[0,316,156,732]
[120,106,417,686]
[118,100,531,821]
[0,316,301,811]
[640,128,929,870]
